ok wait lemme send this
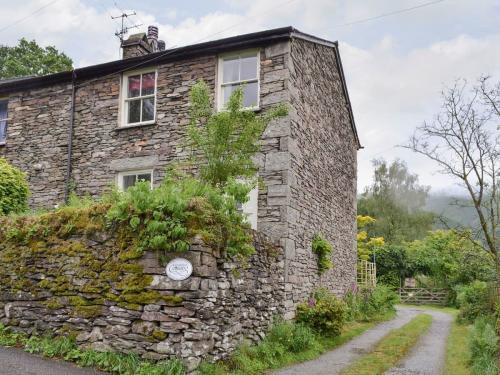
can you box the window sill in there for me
[216,106,261,113]
[0,142,5,147]
[115,122,156,131]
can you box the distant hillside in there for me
[425,194,478,230]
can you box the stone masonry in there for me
[0,232,285,372]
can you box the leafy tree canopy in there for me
[375,230,495,291]
[187,80,287,189]
[407,230,496,289]
[357,215,384,261]
[0,38,72,80]
[358,159,435,243]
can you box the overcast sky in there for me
[1,0,499,195]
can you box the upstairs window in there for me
[218,51,260,110]
[0,100,7,144]
[117,169,153,191]
[122,70,156,127]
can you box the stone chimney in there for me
[121,26,166,59]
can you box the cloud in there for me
[341,33,500,193]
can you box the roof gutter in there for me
[63,70,77,203]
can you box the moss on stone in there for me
[73,305,102,318]
[43,297,64,310]
[1,201,191,330]
[151,329,167,341]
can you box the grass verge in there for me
[339,313,433,375]
[198,311,396,375]
[443,309,471,375]
[0,324,184,375]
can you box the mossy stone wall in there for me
[0,207,286,371]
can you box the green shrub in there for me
[0,158,29,215]
[456,281,493,323]
[296,288,347,336]
[311,234,333,274]
[468,317,499,375]
[188,80,287,187]
[344,285,399,322]
[266,320,317,353]
[106,174,255,258]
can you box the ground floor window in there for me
[240,186,258,230]
[117,170,153,191]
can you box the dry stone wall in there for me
[0,221,285,371]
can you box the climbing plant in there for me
[312,234,333,275]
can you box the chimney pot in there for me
[148,25,159,40]
[158,40,166,51]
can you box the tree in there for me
[0,38,72,79]
[356,215,384,261]
[0,158,29,215]
[358,159,435,243]
[408,230,496,291]
[187,80,287,189]
[375,244,414,288]
[403,77,499,266]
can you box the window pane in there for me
[0,101,7,120]
[222,84,238,107]
[141,73,155,95]
[127,99,141,123]
[222,57,239,83]
[123,175,137,190]
[0,120,6,143]
[240,55,258,80]
[243,81,258,107]
[127,75,141,98]
[137,173,151,183]
[142,97,155,122]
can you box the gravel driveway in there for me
[273,306,422,375]
[386,308,453,375]
[0,346,106,375]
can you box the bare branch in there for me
[401,77,499,263]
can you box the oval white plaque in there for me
[166,258,193,281]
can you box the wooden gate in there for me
[398,287,448,305]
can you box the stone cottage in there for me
[0,26,360,317]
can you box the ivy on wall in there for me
[311,234,333,275]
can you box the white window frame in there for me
[120,68,157,128]
[217,50,260,111]
[0,98,7,145]
[117,169,154,191]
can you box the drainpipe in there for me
[64,70,77,204]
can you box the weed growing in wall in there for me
[311,234,333,274]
